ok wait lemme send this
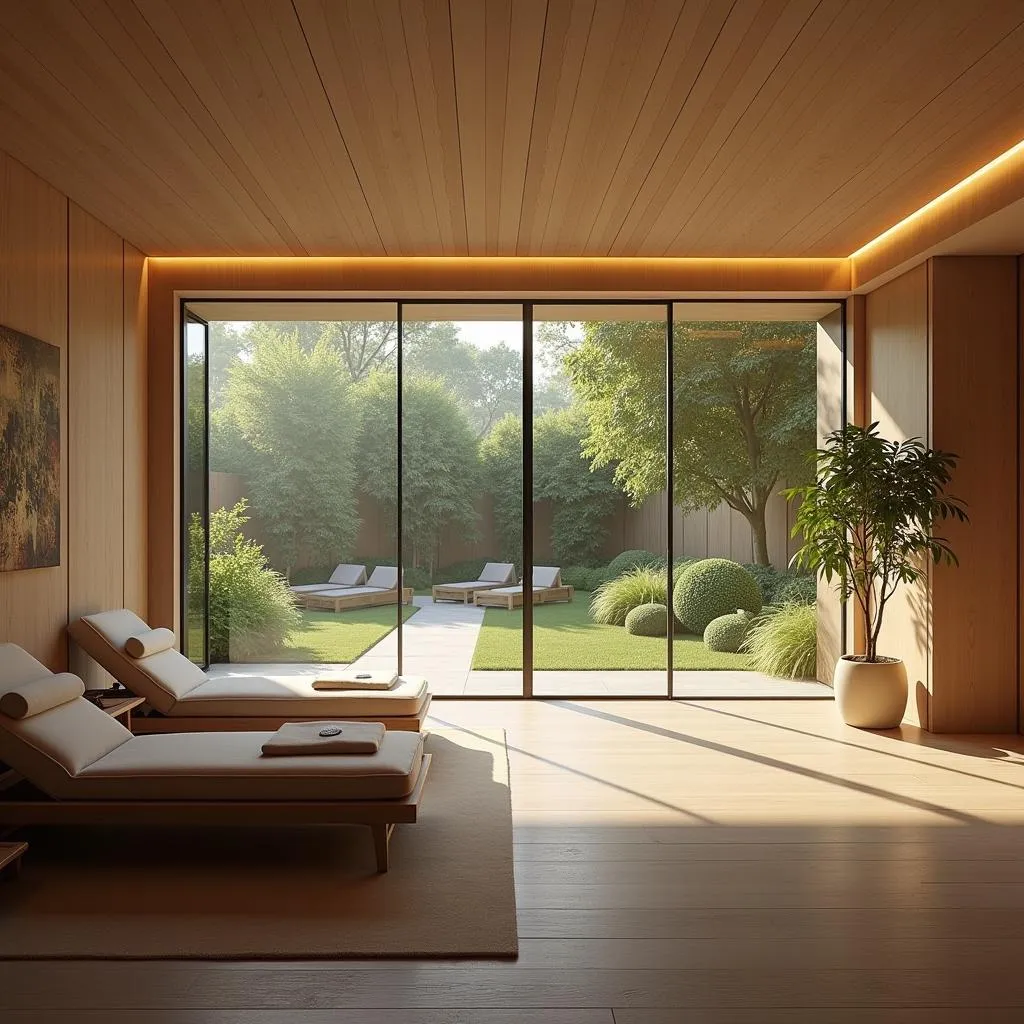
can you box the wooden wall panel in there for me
[123,243,148,617]
[0,151,69,668]
[816,308,845,683]
[67,204,125,686]
[867,263,931,727]
[929,256,1018,732]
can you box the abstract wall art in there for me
[0,324,61,571]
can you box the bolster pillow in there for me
[0,673,85,719]
[124,628,176,659]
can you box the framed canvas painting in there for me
[0,324,61,571]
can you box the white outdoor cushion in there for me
[366,565,399,590]
[124,627,175,659]
[479,562,516,584]
[290,563,367,593]
[68,610,206,714]
[303,585,388,600]
[0,645,132,798]
[533,566,562,588]
[73,730,424,801]
[0,673,84,719]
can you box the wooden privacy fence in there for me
[209,472,799,572]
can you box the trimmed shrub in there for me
[625,602,670,637]
[704,610,753,653]
[591,566,668,625]
[672,558,763,634]
[742,603,817,679]
[772,572,817,605]
[562,565,594,591]
[742,562,780,603]
[608,549,663,576]
[195,502,300,663]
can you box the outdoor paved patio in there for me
[209,595,832,698]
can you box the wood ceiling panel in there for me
[0,0,1022,257]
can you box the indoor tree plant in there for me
[786,423,967,728]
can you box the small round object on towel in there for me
[318,726,343,737]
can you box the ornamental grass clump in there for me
[591,565,668,626]
[742,603,817,679]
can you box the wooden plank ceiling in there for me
[0,0,1022,258]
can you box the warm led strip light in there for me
[849,137,1024,259]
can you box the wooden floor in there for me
[6,698,1024,1021]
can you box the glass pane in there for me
[182,316,208,666]
[671,301,837,696]
[532,304,669,698]
[200,302,400,675]
[401,304,523,696]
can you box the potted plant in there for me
[786,423,967,728]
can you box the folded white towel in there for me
[312,671,399,691]
[261,721,386,756]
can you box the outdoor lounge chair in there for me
[432,562,516,604]
[290,563,367,604]
[0,644,429,872]
[301,565,413,613]
[473,566,574,610]
[67,609,430,733]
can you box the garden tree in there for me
[355,371,480,573]
[479,413,523,563]
[566,320,816,565]
[208,322,248,408]
[223,336,362,577]
[480,408,621,566]
[533,407,620,565]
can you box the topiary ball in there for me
[704,610,753,653]
[624,602,669,637]
[673,558,763,634]
[608,549,663,577]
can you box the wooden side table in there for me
[95,695,145,730]
[0,841,27,879]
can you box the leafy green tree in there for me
[566,320,816,564]
[356,371,480,573]
[223,336,362,576]
[534,408,620,565]
[479,413,523,564]
[480,408,621,566]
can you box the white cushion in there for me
[0,645,132,798]
[329,563,367,586]
[0,673,84,719]
[366,565,399,590]
[68,610,206,714]
[533,566,561,588]
[124,628,175,659]
[479,562,515,584]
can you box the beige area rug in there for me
[0,729,516,959]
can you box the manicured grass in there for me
[471,594,753,671]
[262,606,418,664]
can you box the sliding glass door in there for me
[182,297,843,697]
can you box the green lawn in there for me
[471,595,753,671]
[263,606,418,664]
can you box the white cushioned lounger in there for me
[0,644,430,870]
[67,609,430,733]
[290,563,367,595]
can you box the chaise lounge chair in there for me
[290,563,367,605]
[473,566,574,610]
[67,609,430,734]
[301,566,414,613]
[0,644,430,871]
[432,562,516,604]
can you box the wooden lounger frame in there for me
[474,585,575,611]
[0,754,431,873]
[303,587,414,613]
[431,581,509,604]
[129,694,431,735]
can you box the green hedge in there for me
[672,558,763,634]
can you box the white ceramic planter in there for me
[833,656,908,729]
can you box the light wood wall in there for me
[0,151,148,680]
[865,256,1019,732]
